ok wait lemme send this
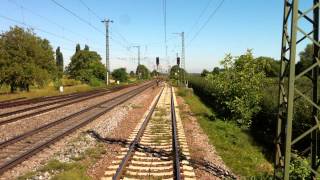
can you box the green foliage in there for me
[112,68,128,82]
[84,44,89,51]
[296,44,313,76]
[56,46,64,79]
[200,69,209,77]
[66,46,106,84]
[136,64,150,79]
[88,77,104,87]
[0,26,57,92]
[255,56,280,77]
[129,70,135,77]
[212,67,221,74]
[62,78,82,87]
[289,155,311,180]
[76,44,80,53]
[190,50,268,127]
[169,65,186,80]
[179,88,273,177]
[151,70,159,77]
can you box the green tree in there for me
[112,68,128,82]
[255,56,280,77]
[66,47,106,85]
[0,26,57,92]
[84,44,89,51]
[76,44,81,53]
[169,65,186,80]
[136,64,150,79]
[129,71,135,77]
[212,67,221,74]
[55,47,64,78]
[296,44,315,77]
[201,69,209,77]
[203,50,268,127]
[151,70,158,77]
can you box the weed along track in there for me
[102,84,196,180]
[0,81,156,175]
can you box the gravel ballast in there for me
[0,84,160,180]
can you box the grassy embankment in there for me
[0,77,140,101]
[177,88,273,178]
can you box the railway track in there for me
[0,81,156,175]
[0,83,139,109]
[101,84,196,180]
[0,83,140,126]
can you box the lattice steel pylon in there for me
[275,0,320,179]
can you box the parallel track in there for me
[102,85,196,180]
[0,83,138,109]
[0,81,156,175]
[0,83,139,126]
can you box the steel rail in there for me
[0,81,156,174]
[0,82,154,149]
[0,89,103,108]
[112,87,164,180]
[0,83,138,109]
[0,83,139,126]
[170,86,181,180]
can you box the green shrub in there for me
[112,68,128,82]
[289,155,311,180]
[88,77,103,87]
[189,50,268,127]
[62,78,82,86]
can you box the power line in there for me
[8,0,103,47]
[188,0,225,45]
[0,14,106,54]
[78,0,102,20]
[50,0,133,55]
[50,0,104,34]
[187,0,214,37]
[76,0,132,48]
[0,14,77,44]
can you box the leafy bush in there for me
[0,26,57,92]
[112,68,128,82]
[66,47,106,84]
[189,50,268,127]
[62,78,82,87]
[289,155,311,180]
[88,77,103,87]
[136,64,150,79]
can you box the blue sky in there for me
[0,0,287,72]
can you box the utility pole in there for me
[132,45,141,65]
[101,18,113,86]
[173,32,186,86]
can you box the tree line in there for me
[0,26,153,93]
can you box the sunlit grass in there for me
[0,84,95,101]
[178,87,273,177]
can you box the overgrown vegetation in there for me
[66,44,106,86]
[136,64,150,79]
[177,87,273,177]
[0,26,58,92]
[112,68,128,82]
[186,47,317,178]
[189,50,269,127]
[18,142,106,180]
